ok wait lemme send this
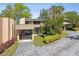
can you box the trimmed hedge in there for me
[34,32,68,46]
[34,36,45,46]
[44,34,61,44]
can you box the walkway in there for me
[13,31,79,56]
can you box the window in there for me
[33,21,40,24]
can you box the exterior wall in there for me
[0,19,2,44]
[19,18,25,24]
[0,18,15,43]
[2,18,9,43]
[10,18,15,40]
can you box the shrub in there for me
[44,34,61,44]
[0,36,17,54]
[3,42,10,49]
[0,41,18,56]
[0,47,4,54]
[0,43,5,54]
[34,36,45,46]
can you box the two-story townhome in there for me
[16,18,45,41]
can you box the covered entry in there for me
[16,24,34,41]
[19,30,32,40]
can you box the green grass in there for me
[0,41,18,56]
[34,36,45,46]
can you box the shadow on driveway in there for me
[66,35,79,40]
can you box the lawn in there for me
[0,41,18,56]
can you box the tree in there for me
[64,11,79,28]
[40,6,64,36]
[1,5,13,18]
[49,6,64,19]
[0,3,31,24]
[13,3,31,23]
[40,9,49,20]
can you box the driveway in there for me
[13,31,79,56]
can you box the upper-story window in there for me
[25,21,32,24]
[33,21,40,24]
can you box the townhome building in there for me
[16,18,45,41]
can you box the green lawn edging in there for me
[0,41,18,56]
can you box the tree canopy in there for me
[0,3,31,24]
[40,6,64,36]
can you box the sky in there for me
[0,3,79,19]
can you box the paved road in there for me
[13,31,79,56]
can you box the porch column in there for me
[32,34,34,40]
[17,35,19,40]
[31,21,33,24]
[40,21,43,26]
[32,29,34,40]
[17,30,20,40]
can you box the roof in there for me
[25,18,45,21]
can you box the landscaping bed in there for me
[0,41,18,56]
[34,32,68,46]
[0,36,19,56]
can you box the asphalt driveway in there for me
[13,31,79,56]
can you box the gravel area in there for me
[13,31,79,56]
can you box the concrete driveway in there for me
[13,31,79,56]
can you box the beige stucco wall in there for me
[10,18,13,40]
[0,19,2,44]
[19,18,25,24]
[2,18,9,43]
[0,18,15,43]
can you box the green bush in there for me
[44,32,68,44]
[44,34,60,44]
[34,36,45,46]
[34,32,68,46]
[61,32,68,37]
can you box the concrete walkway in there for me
[13,31,79,56]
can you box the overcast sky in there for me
[0,3,79,19]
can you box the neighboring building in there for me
[16,18,45,40]
[0,17,16,44]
